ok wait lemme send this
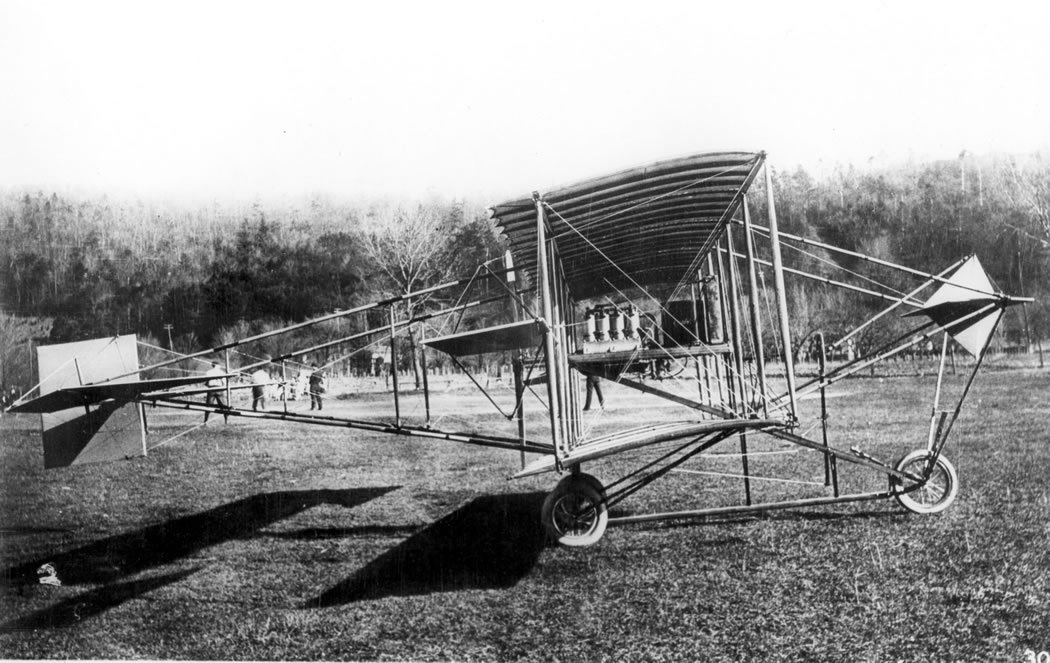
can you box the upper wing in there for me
[490,151,766,300]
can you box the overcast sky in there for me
[2,0,1048,204]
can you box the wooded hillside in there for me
[1,152,1047,388]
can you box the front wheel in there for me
[890,450,959,514]
[555,471,606,500]
[541,475,608,547]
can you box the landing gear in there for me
[890,450,959,514]
[541,473,608,547]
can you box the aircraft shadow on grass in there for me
[302,495,896,607]
[0,568,199,633]
[0,486,399,629]
[307,491,548,606]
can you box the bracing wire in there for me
[599,278,757,417]
[544,200,756,415]
[672,467,825,487]
[749,224,911,299]
[147,422,207,451]
[758,269,783,362]
[14,355,77,405]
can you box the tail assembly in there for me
[21,335,147,468]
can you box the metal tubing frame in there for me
[705,253,722,342]
[928,311,1003,464]
[723,227,749,411]
[419,323,431,426]
[281,360,288,413]
[103,272,514,385]
[600,431,739,511]
[765,426,919,482]
[763,165,798,421]
[239,294,505,372]
[718,247,927,308]
[564,286,582,443]
[741,196,769,417]
[609,490,892,526]
[481,262,539,327]
[695,356,707,409]
[690,282,701,344]
[714,244,733,411]
[550,241,573,448]
[582,363,736,419]
[389,306,401,426]
[747,304,1002,489]
[723,225,753,504]
[223,349,232,409]
[148,398,554,454]
[744,222,1030,303]
[788,301,999,402]
[830,258,966,350]
[815,331,839,496]
[534,193,564,460]
[513,354,527,468]
[585,413,896,527]
[445,352,522,420]
[927,332,950,452]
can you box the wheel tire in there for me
[555,471,606,500]
[541,475,609,547]
[890,449,959,514]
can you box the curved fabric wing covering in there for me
[490,151,766,300]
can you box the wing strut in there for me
[763,164,798,422]
[534,192,565,463]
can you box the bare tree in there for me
[1003,156,1050,240]
[362,203,458,306]
[362,203,461,388]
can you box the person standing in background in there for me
[204,361,229,423]
[309,364,327,411]
[583,374,605,411]
[251,365,270,411]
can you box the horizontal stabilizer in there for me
[9,375,224,414]
[905,255,1004,357]
[424,320,543,357]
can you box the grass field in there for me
[1,361,1048,661]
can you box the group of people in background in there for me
[201,361,327,422]
[1,361,332,421]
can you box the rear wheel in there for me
[890,450,958,514]
[541,475,608,547]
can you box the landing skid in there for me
[540,446,959,547]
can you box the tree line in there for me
[749,152,1049,357]
[0,194,504,389]
[1,151,1048,388]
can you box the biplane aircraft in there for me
[6,151,1033,547]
